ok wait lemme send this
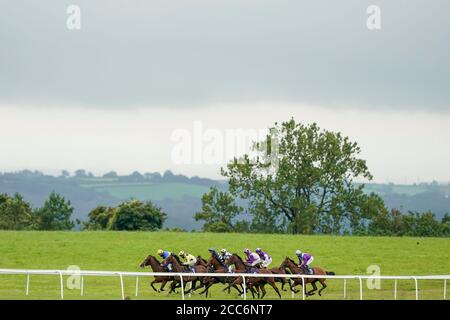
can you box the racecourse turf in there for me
[0,231,449,300]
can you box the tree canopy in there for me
[84,199,167,231]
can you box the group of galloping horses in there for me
[139,252,335,299]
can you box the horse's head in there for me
[139,255,152,268]
[227,253,243,267]
[280,256,292,269]
[196,255,207,266]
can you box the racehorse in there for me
[269,264,293,292]
[196,255,243,297]
[224,254,281,299]
[161,254,208,295]
[280,257,335,296]
[139,255,173,292]
[196,256,208,267]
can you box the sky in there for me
[0,1,449,183]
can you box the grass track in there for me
[0,231,449,300]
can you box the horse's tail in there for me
[326,271,336,276]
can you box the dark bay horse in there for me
[269,264,293,292]
[139,255,173,292]
[196,255,243,297]
[225,254,281,299]
[280,257,335,296]
[196,256,208,267]
[161,254,208,295]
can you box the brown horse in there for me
[196,256,208,267]
[196,255,243,297]
[139,255,173,292]
[161,254,208,295]
[280,257,335,296]
[225,254,281,299]
[269,264,293,292]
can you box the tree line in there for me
[0,192,166,231]
[0,192,74,230]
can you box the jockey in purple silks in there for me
[243,248,262,269]
[255,248,272,268]
[295,249,314,274]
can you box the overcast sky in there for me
[0,1,449,183]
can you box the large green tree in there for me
[0,193,35,230]
[84,206,116,230]
[35,192,75,230]
[221,119,385,234]
[194,186,244,232]
[109,199,167,231]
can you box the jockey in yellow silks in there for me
[179,251,197,272]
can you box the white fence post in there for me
[444,280,447,300]
[358,276,363,301]
[180,274,185,300]
[25,273,30,296]
[241,275,246,300]
[301,276,305,300]
[412,277,419,301]
[343,279,347,299]
[81,275,84,297]
[59,271,64,300]
[119,273,125,300]
[394,279,397,300]
[135,275,139,297]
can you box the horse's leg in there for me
[291,280,300,293]
[280,278,286,291]
[158,279,166,292]
[198,281,213,296]
[169,280,179,294]
[307,281,318,296]
[185,280,195,295]
[249,282,258,299]
[150,279,159,292]
[259,284,267,299]
[231,284,243,295]
[248,283,256,299]
[288,279,294,292]
[269,280,282,299]
[224,277,241,294]
[318,280,327,296]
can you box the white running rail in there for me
[0,268,448,300]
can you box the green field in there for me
[0,231,449,300]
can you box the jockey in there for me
[220,248,233,272]
[244,248,262,268]
[255,248,272,268]
[157,249,173,271]
[295,249,314,274]
[179,250,197,273]
[208,248,226,266]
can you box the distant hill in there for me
[0,170,448,230]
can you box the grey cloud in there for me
[0,0,449,110]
